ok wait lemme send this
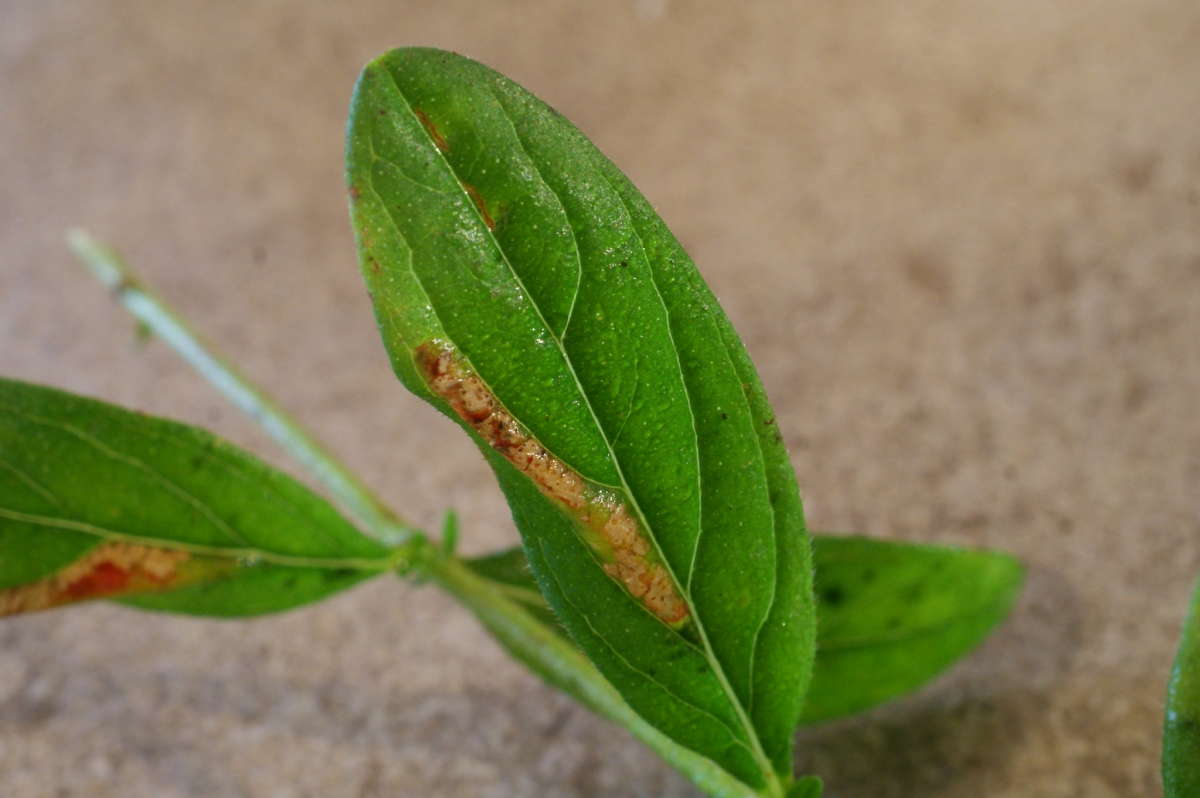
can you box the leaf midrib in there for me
[593,166,781,732]
[0,507,402,573]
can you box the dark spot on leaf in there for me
[348,185,361,202]
[619,260,629,268]
[820,585,845,606]
[720,412,728,420]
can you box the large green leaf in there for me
[348,48,815,792]
[466,536,1022,727]
[1165,577,1200,797]
[800,535,1023,724]
[0,377,398,617]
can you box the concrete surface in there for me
[2,1,1198,796]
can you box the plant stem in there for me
[67,230,417,545]
[421,550,767,798]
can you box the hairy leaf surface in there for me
[1165,577,1200,797]
[348,47,815,789]
[0,378,395,617]
[800,536,1022,724]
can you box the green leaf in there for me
[801,535,1023,725]
[0,377,399,617]
[467,536,1023,728]
[1165,577,1200,797]
[786,776,823,798]
[348,47,815,792]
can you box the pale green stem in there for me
[67,230,417,545]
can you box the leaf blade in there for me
[348,47,815,789]
[1165,577,1200,797]
[0,377,395,617]
[800,535,1023,725]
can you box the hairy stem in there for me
[67,230,417,545]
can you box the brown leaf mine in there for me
[412,107,449,153]
[460,181,496,230]
[416,342,689,625]
[0,542,216,617]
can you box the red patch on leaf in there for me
[0,542,203,617]
[64,561,131,599]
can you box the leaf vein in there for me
[0,507,399,572]
[534,537,756,758]
[1,406,253,548]
[0,455,64,509]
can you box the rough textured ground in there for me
[3,2,1198,796]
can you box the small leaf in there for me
[1165,576,1200,797]
[800,535,1023,725]
[0,377,397,617]
[349,47,815,791]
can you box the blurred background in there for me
[3,1,1198,796]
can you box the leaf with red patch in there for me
[0,378,399,618]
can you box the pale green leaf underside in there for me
[347,47,815,790]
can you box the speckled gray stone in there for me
[3,2,1198,796]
